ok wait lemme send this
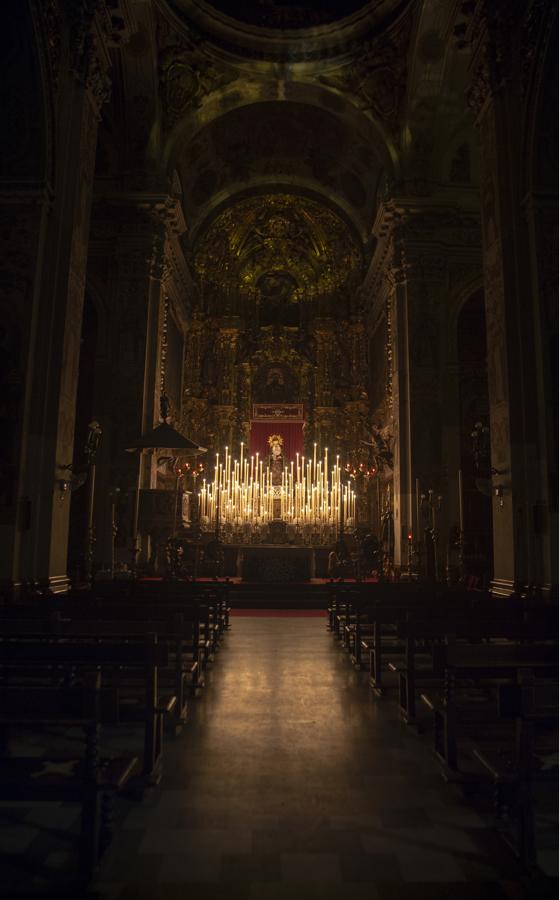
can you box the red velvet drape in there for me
[250,421,304,462]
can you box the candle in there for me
[313,443,317,482]
[428,489,434,529]
[458,469,464,534]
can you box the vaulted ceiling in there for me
[99,0,476,310]
[176,100,382,242]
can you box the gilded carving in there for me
[159,43,237,129]
[193,193,363,317]
[318,12,413,130]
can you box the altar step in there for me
[227,581,330,609]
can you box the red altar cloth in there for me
[249,421,304,462]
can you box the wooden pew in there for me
[386,604,558,725]
[349,582,455,640]
[89,579,227,660]
[32,582,218,674]
[471,669,559,867]
[0,593,211,726]
[53,614,199,732]
[360,594,553,697]
[63,602,203,695]
[420,641,559,778]
[0,672,137,882]
[0,633,173,785]
[350,586,478,690]
[327,584,365,638]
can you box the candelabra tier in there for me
[198,443,356,534]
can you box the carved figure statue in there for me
[268,433,284,487]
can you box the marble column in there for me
[3,3,135,594]
[463,2,556,596]
[371,200,482,571]
[87,199,176,568]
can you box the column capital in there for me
[370,199,481,290]
[456,0,554,118]
[64,0,137,113]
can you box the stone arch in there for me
[162,79,397,176]
[181,158,381,245]
[447,274,485,364]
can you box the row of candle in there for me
[198,443,356,528]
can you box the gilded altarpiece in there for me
[182,193,374,522]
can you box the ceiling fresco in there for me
[193,192,364,317]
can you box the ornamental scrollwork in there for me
[318,12,413,130]
[193,193,363,318]
[159,43,237,130]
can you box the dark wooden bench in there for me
[420,642,559,777]
[88,579,227,660]
[392,608,558,726]
[0,633,174,785]
[327,584,365,638]
[93,596,214,674]
[331,583,472,668]
[354,588,479,692]
[52,614,199,733]
[8,586,217,680]
[0,593,214,731]
[471,668,559,867]
[0,672,137,882]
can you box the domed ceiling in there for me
[164,0,413,61]
[156,0,413,320]
[205,1,368,29]
[193,193,363,319]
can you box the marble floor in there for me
[1,616,557,898]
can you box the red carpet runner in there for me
[229,609,327,617]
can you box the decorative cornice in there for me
[138,194,188,237]
[367,198,481,302]
[93,178,187,236]
[161,0,415,65]
[316,9,413,133]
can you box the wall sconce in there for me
[56,464,87,501]
[58,479,71,500]
[494,485,504,509]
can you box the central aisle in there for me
[99,616,525,898]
